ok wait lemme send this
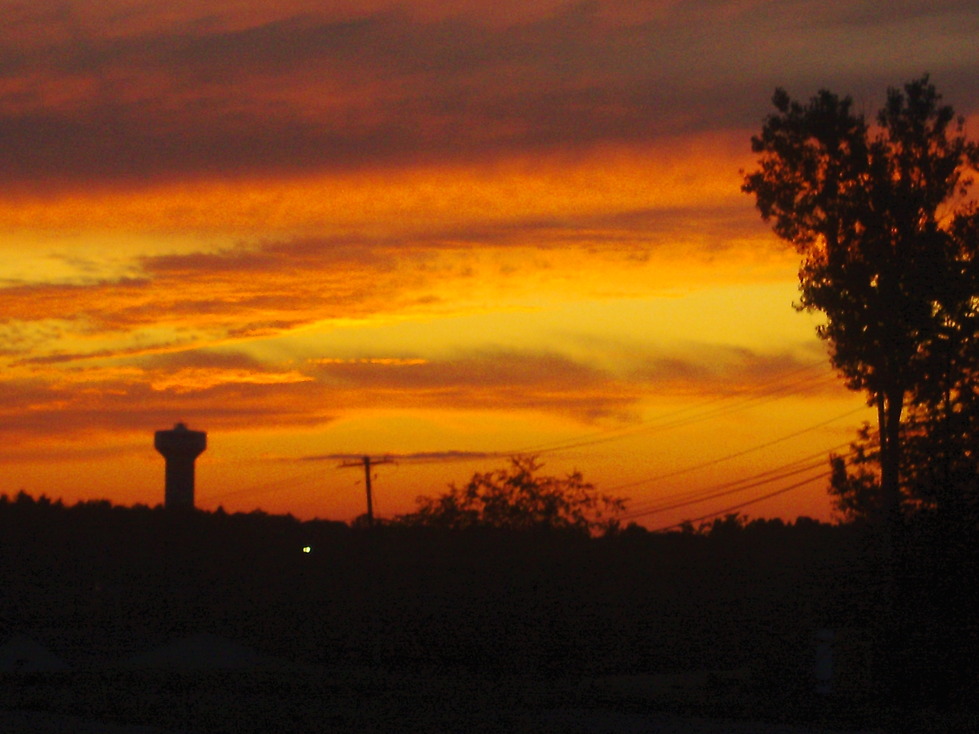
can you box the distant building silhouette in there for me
[154,423,206,510]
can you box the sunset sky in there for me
[1,0,977,527]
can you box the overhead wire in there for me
[647,471,831,533]
[619,457,840,521]
[391,359,841,465]
[507,361,838,458]
[604,407,864,495]
[208,358,861,523]
[202,461,327,504]
[616,439,854,516]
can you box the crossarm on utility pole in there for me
[338,455,394,527]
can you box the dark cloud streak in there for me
[2,1,974,192]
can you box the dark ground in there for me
[0,667,897,734]
[1,497,976,732]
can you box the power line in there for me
[606,406,865,495]
[617,439,854,517]
[201,462,326,504]
[386,361,840,466]
[503,361,840,458]
[257,360,840,476]
[647,471,830,532]
[619,457,839,521]
[209,359,856,521]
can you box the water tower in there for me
[154,422,207,509]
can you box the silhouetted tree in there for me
[830,403,979,529]
[827,424,882,521]
[743,75,979,523]
[746,77,979,712]
[827,207,979,525]
[396,455,626,535]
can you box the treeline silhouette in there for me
[1,492,975,730]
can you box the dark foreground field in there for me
[0,667,898,734]
[1,497,976,732]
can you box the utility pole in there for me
[339,455,393,527]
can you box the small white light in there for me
[302,545,312,554]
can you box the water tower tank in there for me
[154,422,206,509]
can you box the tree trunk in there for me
[880,388,904,521]
[876,385,906,713]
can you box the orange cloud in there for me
[148,367,313,393]
[310,358,430,366]
[0,139,749,233]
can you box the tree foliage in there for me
[743,75,979,521]
[396,455,626,535]
[827,424,884,522]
